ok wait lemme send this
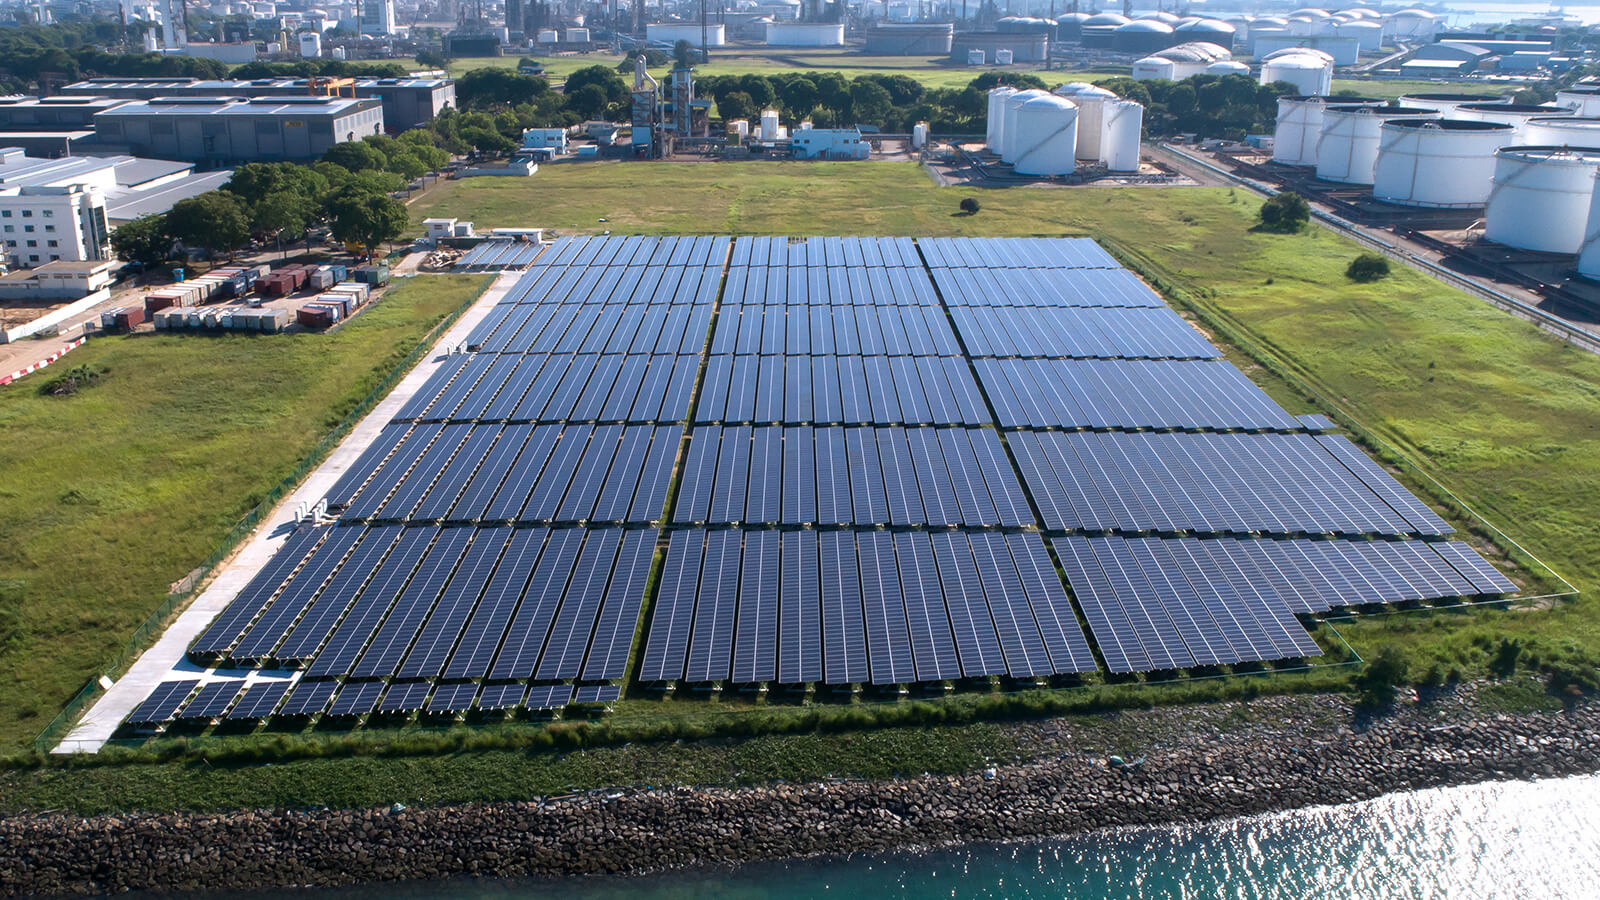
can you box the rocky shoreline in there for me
[5,686,1599,898]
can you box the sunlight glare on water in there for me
[160,774,1600,900]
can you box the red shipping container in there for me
[144,295,177,314]
[114,307,146,329]
[297,306,335,327]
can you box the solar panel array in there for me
[121,235,1521,733]
[453,240,547,272]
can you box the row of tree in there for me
[111,134,434,265]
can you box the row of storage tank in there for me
[985,85,1145,176]
[1271,86,1600,273]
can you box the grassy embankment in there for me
[3,162,1596,812]
[0,275,493,753]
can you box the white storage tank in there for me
[760,109,780,141]
[1485,147,1600,254]
[765,22,846,46]
[1012,95,1078,176]
[968,49,986,65]
[565,27,590,42]
[1207,60,1252,76]
[1132,56,1177,81]
[1555,87,1600,116]
[995,48,1015,65]
[1373,119,1517,207]
[1273,96,1382,167]
[987,86,1017,154]
[1315,105,1440,184]
[1001,89,1050,162]
[1260,52,1333,96]
[1578,173,1600,277]
[1397,92,1512,114]
[1057,83,1116,160]
[1520,117,1600,147]
[912,122,929,150]
[536,29,558,43]
[1454,103,1574,138]
[1101,99,1144,171]
[298,31,321,58]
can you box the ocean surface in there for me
[159,773,1600,900]
[1436,1,1600,26]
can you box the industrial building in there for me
[790,127,868,160]
[92,96,384,165]
[0,147,233,266]
[952,32,1049,64]
[60,77,456,133]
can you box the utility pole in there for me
[700,0,708,63]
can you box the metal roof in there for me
[105,170,235,221]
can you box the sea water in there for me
[170,773,1600,900]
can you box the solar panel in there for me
[125,679,199,726]
[278,678,338,717]
[176,680,244,720]
[573,684,622,704]
[378,680,433,713]
[327,680,385,716]
[477,682,527,710]
[426,681,480,714]
[226,679,291,719]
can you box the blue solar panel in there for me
[125,679,198,726]
[279,678,337,717]
[426,681,480,713]
[226,679,291,719]
[489,528,584,679]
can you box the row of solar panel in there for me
[467,299,714,355]
[640,529,1097,685]
[333,423,679,524]
[394,353,700,426]
[918,236,1121,271]
[721,264,939,308]
[537,234,732,270]
[1009,431,1455,537]
[709,303,961,357]
[949,306,1221,360]
[453,241,547,271]
[674,426,1030,527]
[976,358,1304,432]
[931,268,1165,309]
[495,263,725,307]
[695,355,990,426]
[124,676,622,726]
[193,525,657,683]
[729,235,921,269]
[1055,535,1321,674]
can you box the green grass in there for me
[0,275,492,753]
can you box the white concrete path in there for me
[57,271,523,753]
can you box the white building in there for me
[792,128,869,160]
[360,0,396,35]
[0,185,111,269]
[521,128,569,152]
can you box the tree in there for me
[251,192,317,243]
[165,192,250,258]
[672,40,700,69]
[110,213,170,267]
[1258,191,1311,233]
[456,67,550,109]
[223,162,328,209]
[321,140,388,173]
[384,148,428,181]
[849,80,893,127]
[566,84,611,120]
[565,65,629,110]
[461,125,516,154]
[1346,253,1391,282]
[416,49,451,69]
[1356,644,1409,707]
[326,187,409,258]
[718,90,756,123]
[781,78,820,118]
[738,74,777,110]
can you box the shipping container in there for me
[259,309,289,333]
[297,306,335,328]
[114,306,146,329]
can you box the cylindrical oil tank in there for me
[1337,19,1383,51]
[1454,103,1574,138]
[1261,53,1333,96]
[1056,12,1091,41]
[1001,89,1049,162]
[1578,174,1600,277]
[760,109,780,141]
[1373,119,1516,207]
[1012,95,1079,176]
[1397,92,1512,114]
[1174,18,1236,50]
[1112,20,1176,53]
[1060,84,1116,160]
[1485,147,1600,254]
[1316,106,1441,184]
[987,86,1016,153]
[1274,95,1383,167]
[1556,87,1600,117]
[1101,99,1144,171]
[1080,12,1130,47]
[1132,56,1177,81]
[1207,60,1252,76]
[1522,117,1600,147]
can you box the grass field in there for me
[0,275,492,753]
[4,161,1597,810]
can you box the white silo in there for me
[1132,56,1177,81]
[1454,103,1574,139]
[298,31,322,57]
[760,109,780,141]
[1012,95,1079,176]
[1485,147,1600,254]
[1101,99,1144,171]
[1521,117,1600,147]
[987,86,1017,154]
[1058,84,1116,160]
[1556,87,1600,117]
[1373,119,1517,207]
[1001,89,1049,162]
[1397,92,1512,114]
[912,121,929,150]
[1337,19,1383,52]
[1579,174,1600,277]
[1274,95,1383,166]
[1315,105,1440,184]
[1260,52,1333,97]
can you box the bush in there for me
[959,197,980,214]
[1356,643,1409,707]
[1257,191,1309,233]
[1346,253,1391,283]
